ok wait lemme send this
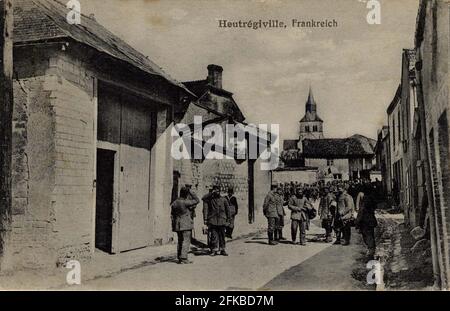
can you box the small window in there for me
[305,126,310,132]
[327,159,334,166]
[313,125,318,132]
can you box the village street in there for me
[66,221,372,291]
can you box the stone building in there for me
[173,65,272,229]
[386,49,419,225]
[0,0,195,270]
[413,0,450,289]
[281,90,376,182]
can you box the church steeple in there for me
[298,86,324,144]
[305,87,317,114]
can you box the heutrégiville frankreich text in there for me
[218,19,339,30]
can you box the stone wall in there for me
[416,0,450,288]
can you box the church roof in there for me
[301,87,323,122]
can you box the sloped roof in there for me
[183,79,245,122]
[13,0,194,96]
[302,137,375,158]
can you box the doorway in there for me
[95,148,116,253]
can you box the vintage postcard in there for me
[0,0,448,295]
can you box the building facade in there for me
[414,0,450,289]
[1,0,193,270]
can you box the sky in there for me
[79,0,419,142]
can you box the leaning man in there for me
[171,187,200,264]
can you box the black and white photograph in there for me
[0,0,449,295]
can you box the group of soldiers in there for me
[171,179,380,264]
[170,185,238,264]
[263,180,380,258]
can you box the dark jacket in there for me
[355,193,378,228]
[288,196,310,221]
[171,193,200,232]
[337,192,355,220]
[319,193,336,220]
[202,193,231,226]
[263,191,284,218]
[226,195,239,217]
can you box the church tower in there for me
[299,87,324,143]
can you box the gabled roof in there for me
[183,79,245,122]
[13,0,194,96]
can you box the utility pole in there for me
[0,0,14,271]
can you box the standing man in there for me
[318,186,335,243]
[202,186,231,256]
[171,187,200,264]
[263,185,284,245]
[225,186,238,239]
[355,184,378,259]
[335,185,355,246]
[288,188,312,245]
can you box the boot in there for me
[274,230,280,241]
[268,232,277,245]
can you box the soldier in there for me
[318,186,335,243]
[225,186,238,239]
[171,187,200,264]
[263,185,284,245]
[355,184,378,259]
[202,186,231,256]
[288,188,312,245]
[334,184,355,246]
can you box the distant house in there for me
[173,64,272,226]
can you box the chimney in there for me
[207,64,223,89]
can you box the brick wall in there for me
[47,53,96,266]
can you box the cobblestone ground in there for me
[67,220,373,291]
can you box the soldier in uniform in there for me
[334,184,355,246]
[171,187,200,264]
[225,186,238,239]
[263,185,284,245]
[202,186,231,256]
[288,188,312,245]
[318,186,336,243]
[355,184,378,259]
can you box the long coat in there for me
[263,191,284,218]
[202,193,231,227]
[171,194,200,232]
[355,193,378,228]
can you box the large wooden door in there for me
[97,83,154,253]
[118,99,153,251]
